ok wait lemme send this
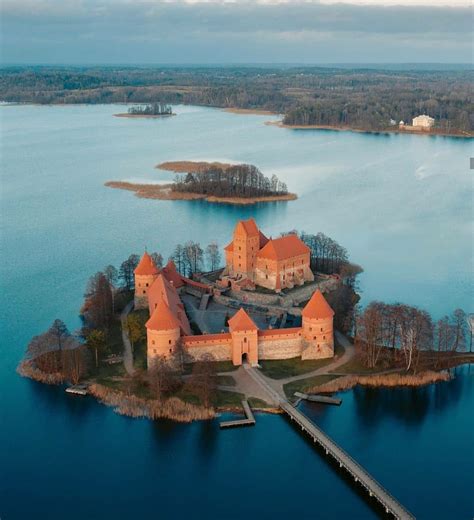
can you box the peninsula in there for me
[106,162,297,204]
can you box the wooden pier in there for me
[65,384,88,396]
[294,391,342,406]
[220,400,256,429]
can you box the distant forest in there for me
[172,164,288,198]
[1,66,473,133]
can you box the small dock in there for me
[65,384,88,396]
[220,400,256,429]
[294,392,342,406]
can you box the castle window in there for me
[302,260,304,264]
[321,328,323,332]
[146,283,149,287]
[153,349,157,354]
[309,327,312,331]
[169,348,172,353]
[152,340,155,345]
[244,337,247,343]
[323,336,326,340]
[239,246,241,251]
[266,274,268,279]
[169,340,172,345]
[142,290,146,294]
[313,336,316,340]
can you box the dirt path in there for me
[218,331,355,404]
[120,300,135,376]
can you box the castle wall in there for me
[258,329,303,360]
[183,335,232,362]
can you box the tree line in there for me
[172,164,288,198]
[356,302,472,372]
[2,66,471,132]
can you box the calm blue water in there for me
[1,104,473,519]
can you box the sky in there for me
[1,0,472,65]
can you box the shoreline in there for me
[105,181,297,205]
[113,113,176,118]
[223,107,279,116]
[265,120,474,139]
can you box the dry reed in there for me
[310,370,450,394]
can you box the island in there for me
[105,162,297,204]
[114,102,175,118]
[17,218,472,424]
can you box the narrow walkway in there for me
[120,300,135,376]
[246,364,415,520]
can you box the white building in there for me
[412,114,435,128]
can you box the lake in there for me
[0,104,472,519]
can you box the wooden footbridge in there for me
[245,365,415,520]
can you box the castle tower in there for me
[301,289,334,360]
[227,218,261,280]
[228,308,259,366]
[146,300,181,367]
[134,252,160,309]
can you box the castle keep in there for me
[134,220,334,369]
[223,218,314,291]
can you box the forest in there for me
[1,66,473,133]
[172,164,288,198]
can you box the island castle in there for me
[134,220,334,369]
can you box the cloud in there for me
[1,0,471,64]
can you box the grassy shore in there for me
[259,342,345,379]
[156,160,234,173]
[105,181,297,205]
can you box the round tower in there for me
[134,252,160,309]
[301,289,334,360]
[146,300,181,368]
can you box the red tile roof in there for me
[162,260,184,288]
[134,252,159,276]
[257,234,310,262]
[302,290,334,319]
[228,308,258,332]
[148,274,191,335]
[235,218,259,237]
[146,300,180,331]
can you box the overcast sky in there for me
[1,0,472,65]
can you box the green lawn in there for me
[216,375,236,387]
[247,397,273,409]
[331,356,381,375]
[215,389,246,407]
[283,374,340,399]
[259,342,344,380]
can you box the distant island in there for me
[106,162,297,204]
[114,103,175,118]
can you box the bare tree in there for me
[151,252,163,269]
[186,354,217,408]
[205,242,221,271]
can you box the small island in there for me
[17,218,472,425]
[114,103,175,118]
[106,162,297,204]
